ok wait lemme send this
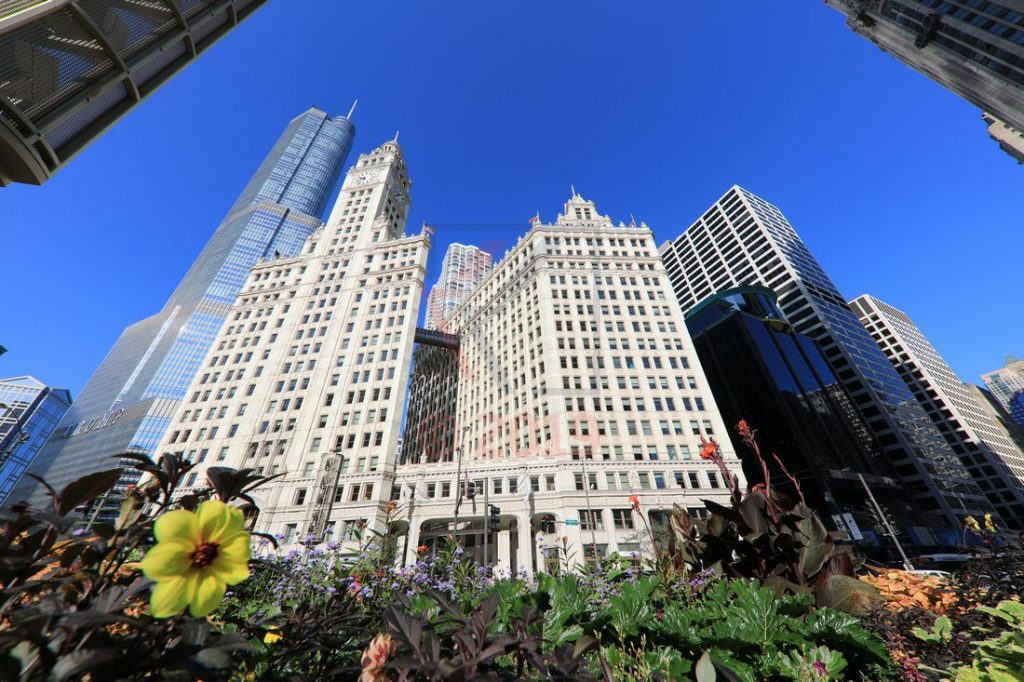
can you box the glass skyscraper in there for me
[0,376,72,504]
[7,107,355,508]
[660,186,988,535]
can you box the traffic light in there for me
[464,481,476,500]
[489,505,500,528]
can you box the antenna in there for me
[394,130,400,142]
[347,99,358,119]
[570,184,577,198]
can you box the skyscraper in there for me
[153,189,743,574]
[404,243,493,467]
[0,376,72,504]
[0,0,268,186]
[982,112,1024,163]
[851,294,1024,527]
[982,355,1024,427]
[824,0,1024,155]
[424,244,493,331]
[660,186,987,537]
[153,134,428,550]
[685,287,905,545]
[7,107,355,508]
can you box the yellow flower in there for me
[263,630,282,645]
[984,513,998,533]
[140,499,251,618]
[964,515,982,533]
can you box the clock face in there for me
[355,171,376,185]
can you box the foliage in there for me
[861,570,958,615]
[927,600,1024,682]
[666,421,878,615]
[0,454,277,680]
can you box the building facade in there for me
[685,287,905,545]
[153,188,744,575]
[982,112,1024,163]
[982,355,1024,426]
[969,383,1024,454]
[660,186,987,539]
[153,135,430,556]
[852,294,1024,527]
[404,243,493,467]
[824,0,1024,143]
[8,107,355,509]
[0,0,268,186]
[0,376,72,504]
[423,244,493,331]
[393,193,744,572]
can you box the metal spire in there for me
[347,99,358,119]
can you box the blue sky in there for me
[2,0,1020,397]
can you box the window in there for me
[612,509,635,530]
[283,523,297,544]
[579,509,604,530]
[294,488,307,505]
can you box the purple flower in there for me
[812,661,827,677]
[72,528,87,536]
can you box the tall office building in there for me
[0,376,72,504]
[824,1,1024,156]
[155,189,743,574]
[852,295,1024,527]
[660,186,987,538]
[153,135,429,552]
[424,244,493,331]
[982,355,1024,426]
[969,383,1024,454]
[685,287,905,544]
[0,0,268,186]
[7,107,355,508]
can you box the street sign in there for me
[842,513,864,541]
[565,519,580,526]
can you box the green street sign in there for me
[565,519,580,526]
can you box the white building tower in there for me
[154,136,430,547]
[424,244,493,332]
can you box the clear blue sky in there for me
[2,0,1020,397]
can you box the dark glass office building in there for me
[686,287,908,546]
[0,0,268,186]
[8,107,355,508]
[0,376,72,504]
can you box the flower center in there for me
[191,541,219,568]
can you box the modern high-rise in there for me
[969,383,1024,455]
[424,244,493,331]
[0,376,72,504]
[403,243,493,467]
[685,287,906,545]
[852,295,1024,527]
[982,355,1024,427]
[824,1,1024,155]
[660,186,987,538]
[7,107,355,508]
[155,188,744,574]
[0,0,268,186]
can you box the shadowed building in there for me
[982,355,1024,428]
[824,0,1024,160]
[0,0,268,186]
[7,107,354,509]
[685,287,907,546]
